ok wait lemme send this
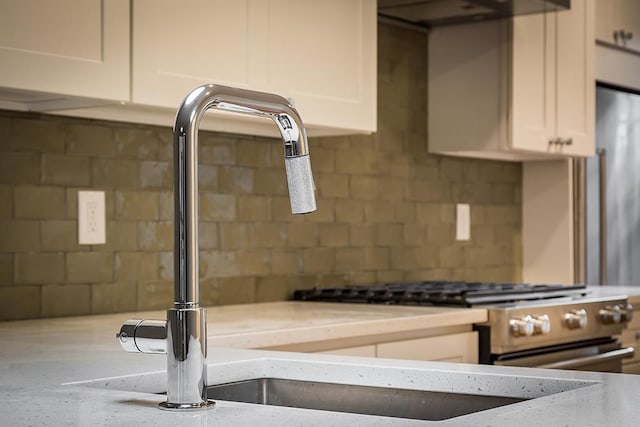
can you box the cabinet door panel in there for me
[0,0,129,101]
[555,0,594,156]
[619,0,640,52]
[595,0,617,43]
[267,0,376,132]
[510,12,555,153]
[377,332,478,364]
[132,0,268,108]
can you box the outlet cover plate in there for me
[78,190,106,245]
[456,203,470,241]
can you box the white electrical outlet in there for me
[456,203,470,241]
[78,191,106,245]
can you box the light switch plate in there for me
[78,191,106,245]
[456,203,470,241]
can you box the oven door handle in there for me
[537,347,634,370]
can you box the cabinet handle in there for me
[614,30,634,46]
[548,137,573,147]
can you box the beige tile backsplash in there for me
[0,23,522,320]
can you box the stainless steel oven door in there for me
[493,338,634,373]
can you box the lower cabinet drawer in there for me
[376,332,478,364]
[623,361,640,375]
[315,345,376,357]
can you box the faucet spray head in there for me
[285,155,316,214]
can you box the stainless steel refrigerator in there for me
[584,85,640,286]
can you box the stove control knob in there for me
[619,303,634,322]
[564,309,588,330]
[598,305,622,324]
[510,315,534,337]
[532,315,551,335]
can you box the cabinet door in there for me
[132,0,268,108]
[511,0,594,157]
[555,0,595,157]
[595,0,619,44]
[510,12,555,154]
[266,0,377,133]
[596,0,640,52]
[0,0,129,102]
[376,332,478,364]
[618,0,640,52]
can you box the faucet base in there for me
[159,400,216,411]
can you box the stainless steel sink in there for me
[207,378,527,421]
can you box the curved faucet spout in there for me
[173,84,316,307]
[118,84,315,411]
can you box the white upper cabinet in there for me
[266,0,376,134]
[0,0,130,109]
[429,0,595,161]
[0,0,376,136]
[595,0,640,92]
[132,0,376,135]
[132,0,267,107]
[595,0,640,52]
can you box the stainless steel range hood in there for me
[378,0,571,27]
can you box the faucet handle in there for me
[117,319,167,354]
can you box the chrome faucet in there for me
[116,84,316,410]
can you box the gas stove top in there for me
[293,281,589,307]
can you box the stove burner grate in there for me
[292,281,588,307]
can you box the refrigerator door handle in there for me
[598,148,607,286]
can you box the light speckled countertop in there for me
[587,285,640,303]
[2,300,640,425]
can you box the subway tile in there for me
[375,223,403,246]
[115,191,158,220]
[0,286,40,320]
[287,223,318,248]
[0,185,12,218]
[15,253,64,284]
[139,161,171,189]
[236,139,272,168]
[317,173,349,199]
[42,154,90,186]
[136,280,172,311]
[0,219,40,251]
[66,252,114,283]
[91,281,137,314]
[42,284,91,317]
[335,199,364,223]
[12,118,65,153]
[255,275,290,303]
[115,252,158,282]
[335,248,363,273]
[200,193,236,221]
[199,135,235,165]
[302,248,334,273]
[215,276,256,305]
[114,127,160,160]
[138,221,173,250]
[0,152,40,184]
[237,195,271,221]
[14,185,66,219]
[318,223,349,247]
[91,158,139,189]
[0,254,13,286]
[252,223,287,248]
[270,249,302,275]
[66,123,117,157]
